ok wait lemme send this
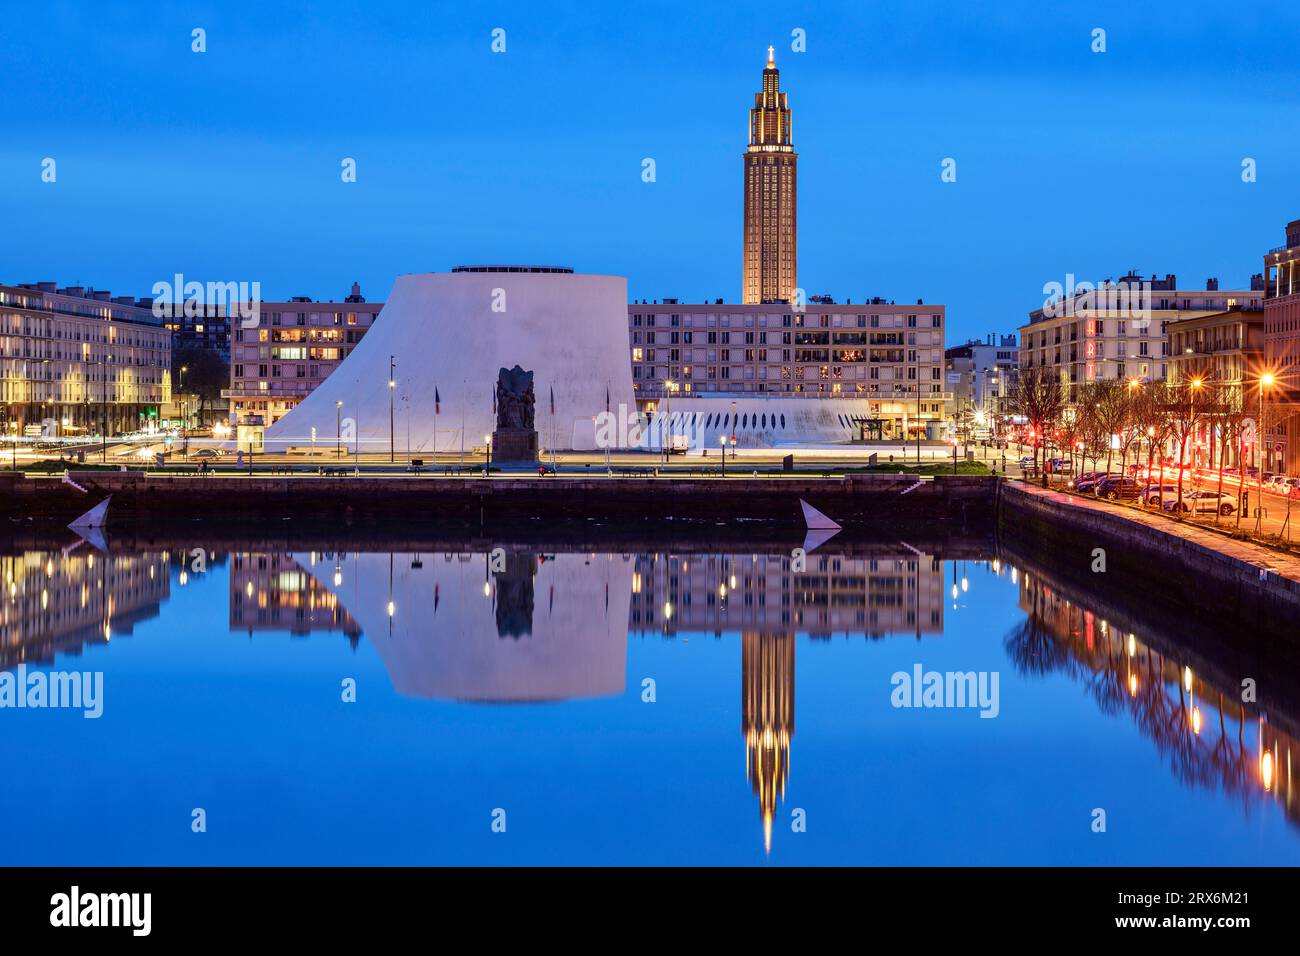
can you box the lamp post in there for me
[336,400,343,458]
[1257,372,1275,533]
[916,374,922,465]
[179,364,188,431]
[388,355,396,465]
[730,399,737,457]
[719,435,727,476]
[484,434,492,476]
[97,357,107,463]
[662,379,676,465]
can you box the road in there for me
[1029,466,1298,545]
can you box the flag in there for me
[549,385,555,415]
[605,385,610,413]
[435,386,441,415]
[492,387,496,417]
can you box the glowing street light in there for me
[388,354,397,464]
[1256,372,1277,533]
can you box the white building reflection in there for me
[275,550,634,703]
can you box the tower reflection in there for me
[631,549,948,849]
[743,631,794,853]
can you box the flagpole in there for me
[460,380,465,471]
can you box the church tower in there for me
[742,46,798,304]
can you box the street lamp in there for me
[662,379,676,464]
[1257,372,1276,533]
[719,435,727,475]
[336,400,343,458]
[388,355,396,464]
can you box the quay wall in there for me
[998,481,1300,635]
[0,471,996,532]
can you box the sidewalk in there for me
[1008,479,1300,587]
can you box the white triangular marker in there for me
[69,495,110,530]
[802,526,841,552]
[799,498,841,530]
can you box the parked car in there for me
[1161,490,1236,516]
[189,448,224,459]
[1140,484,1179,505]
[1046,458,1073,475]
[1019,456,1035,469]
[1075,472,1120,493]
[1095,476,1145,500]
[1266,475,1297,495]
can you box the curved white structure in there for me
[630,395,946,450]
[264,268,633,453]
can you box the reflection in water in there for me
[5,538,1297,859]
[230,553,360,645]
[743,632,794,852]
[260,550,634,703]
[629,552,946,638]
[629,550,947,849]
[0,550,170,668]
[1005,561,1297,829]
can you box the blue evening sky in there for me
[3,0,1298,342]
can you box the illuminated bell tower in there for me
[742,46,798,304]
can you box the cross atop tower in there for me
[767,45,775,67]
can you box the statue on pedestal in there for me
[492,365,539,462]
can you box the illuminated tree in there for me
[1010,368,1064,485]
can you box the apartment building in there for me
[225,283,380,448]
[1262,217,1300,476]
[628,299,948,441]
[1018,272,1263,401]
[0,282,171,438]
[946,334,1018,422]
[1165,306,1266,399]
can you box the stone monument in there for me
[492,365,538,462]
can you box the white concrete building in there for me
[263,267,634,454]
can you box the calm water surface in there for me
[1,533,1297,865]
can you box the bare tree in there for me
[1164,378,1217,512]
[1010,367,1064,485]
[1131,383,1174,507]
[1211,384,1250,526]
[1115,383,1143,479]
[1091,379,1132,475]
